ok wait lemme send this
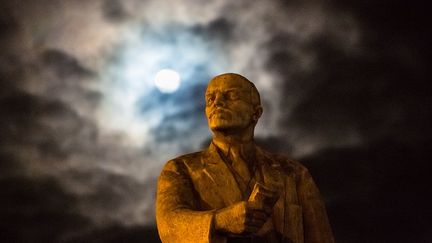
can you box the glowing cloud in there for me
[97,24,227,148]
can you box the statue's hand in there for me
[214,201,271,235]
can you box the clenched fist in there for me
[214,201,272,235]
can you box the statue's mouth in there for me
[209,108,231,118]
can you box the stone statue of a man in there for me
[156,73,334,243]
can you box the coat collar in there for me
[201,142,222,165]
[200,142,286,205]
[200,142,243,205]
[255,146,285,192]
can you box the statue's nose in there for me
[214,93,225,107]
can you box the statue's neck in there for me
[211,129,255,157]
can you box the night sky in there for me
[1,0,430,242]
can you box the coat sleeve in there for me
[296,165,335,243]
[156,159,225,243]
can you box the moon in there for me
[154,69,181,93]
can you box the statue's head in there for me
[205,73,262,132]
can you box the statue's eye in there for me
[206,95,215,105]
[226,91,239,100]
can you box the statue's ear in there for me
[253,105,263,121]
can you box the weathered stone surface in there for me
[156,73,334,243]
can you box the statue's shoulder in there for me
[171,151,203,162]
[162,151,205,172]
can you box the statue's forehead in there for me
[206,77,250,93]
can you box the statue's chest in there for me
[188,163,243,210]
[187,162,300,210]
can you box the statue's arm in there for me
[156,160,221,243]
[296,165,335,243]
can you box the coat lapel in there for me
[200,143,243,207]
[255,146,285,191]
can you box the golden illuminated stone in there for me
[156,73,334,243]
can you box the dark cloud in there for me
[0,93,125,241]
[41,49,95,79]
[0,3,19,43]
[0,151,23,178]
[275,5,428,145]
[102,0,129,22]
[63,169,155,224]
[255,136,294,155]
[260,1,431,242]
[301,140,432,242]
[0,170,158,242]
[0,176,90,242]
[191,17,233,41]
[0,90,98,160]
[63,225,161,243]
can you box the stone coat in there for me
[156,143,334,243]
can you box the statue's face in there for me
[205,75,259,131]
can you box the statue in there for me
[156,73,335,243]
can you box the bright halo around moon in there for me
[154,69,181,93]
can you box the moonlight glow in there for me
[99,26,227,148]
[154,69,181,93]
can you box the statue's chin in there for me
[209,120,246,133]
[210,121,231,130]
